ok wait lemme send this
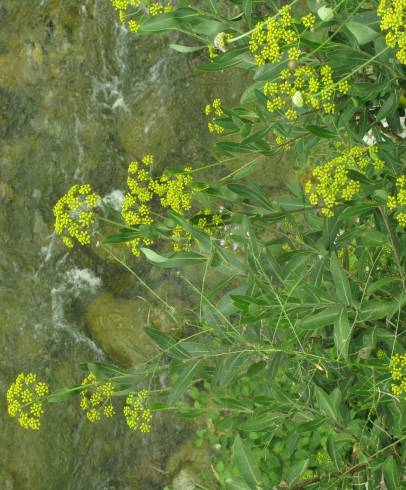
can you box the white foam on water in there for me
[65,267,102,291]
[50,267,103,353]
[103,189,125,210]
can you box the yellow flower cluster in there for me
[151,168,194,214]
[301,13,317,29]
[274,133,291,150]
[264,65,348,120]
[111,0,141,24]
[249,6,301,66]
[377,349,386,359]
[128,19,141,32]
[7,373,49,430]
[122,155,155,256]
[316,450,333,465]
[196,209,223,235]
[111,0,170,32]
[390,353,406,397]
[387,175,406,226]
[123,389,152,432]
[149,2,172,16]
[121,155,195,255]
[79,373,115,423]
[171,225,192,252]
[377,0,406,64]
[54,184,100,248]
[205,98,224,134]
[305,146,383,217]
[111,0,136,8]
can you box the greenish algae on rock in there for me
[86,292,180,367]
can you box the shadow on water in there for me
[0,0,251,488]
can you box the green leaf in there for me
[346,21,379,45]
[225,477,253,490]
[240,124,272,145]
[168,359,202,404]
[140,8,200,33]
[102,232,139,244]
[232,434,261,487]
[286,459,310,487]
[361,230,388,247]
[246,360,267,377]
[314,386,340,422]
[376,91,399,122]
[213,352,245,386]
[83,361,126,377]
[169,43,205,53]
[197,46,249,71]
[305,125,336,138]
[334,308,351,360]
[141,248,207,267]
[299,306,340,330]
[243,0,252,26]
[330,252,352,306]
[193,19,228,36]
[297,417,328,433]
[383,456,401,490]
[240,413,279,431]
[275,195,313,212]
[327,433,353,469]
[144,327,191,359]
[47,386,83,403]
[366,276,401,295]
[357,298,405,322]
[226,183,274,211]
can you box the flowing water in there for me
[0,1,249,488]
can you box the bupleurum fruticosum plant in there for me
[304,145,384,217]
[390,353,406,397]
[53,184,100,248]
[264,65,349,121]
[377,0,406,64]
[79,373,116,423]
[53,154,223,256]
[205,98,225,134]
[7,373,49,430]
[121,154,198,255]
[387,175,406,227]
[111,0,172,33]
[248,5,314,66]
[123,389,152,432]
[7,370,153,433]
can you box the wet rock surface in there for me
[0,0,248,487]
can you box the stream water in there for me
[0,1,250,488]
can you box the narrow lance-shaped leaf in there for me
[314,385,340,422]
[141,248,207,267]
[299,306,340,330]
[144,326,191,360]
[168,358,202,404]
[232,434,262,487]
[383,455,401,490]
[334,308,351,360]
[330,252,352,306]
[286,459,310,487]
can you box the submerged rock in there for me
[86,292,179,367]
[166,439,213,489]
[172,468,197,490]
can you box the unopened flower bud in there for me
[292,91,304,107]
[317,6,333,21]
[214,32,227,52]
